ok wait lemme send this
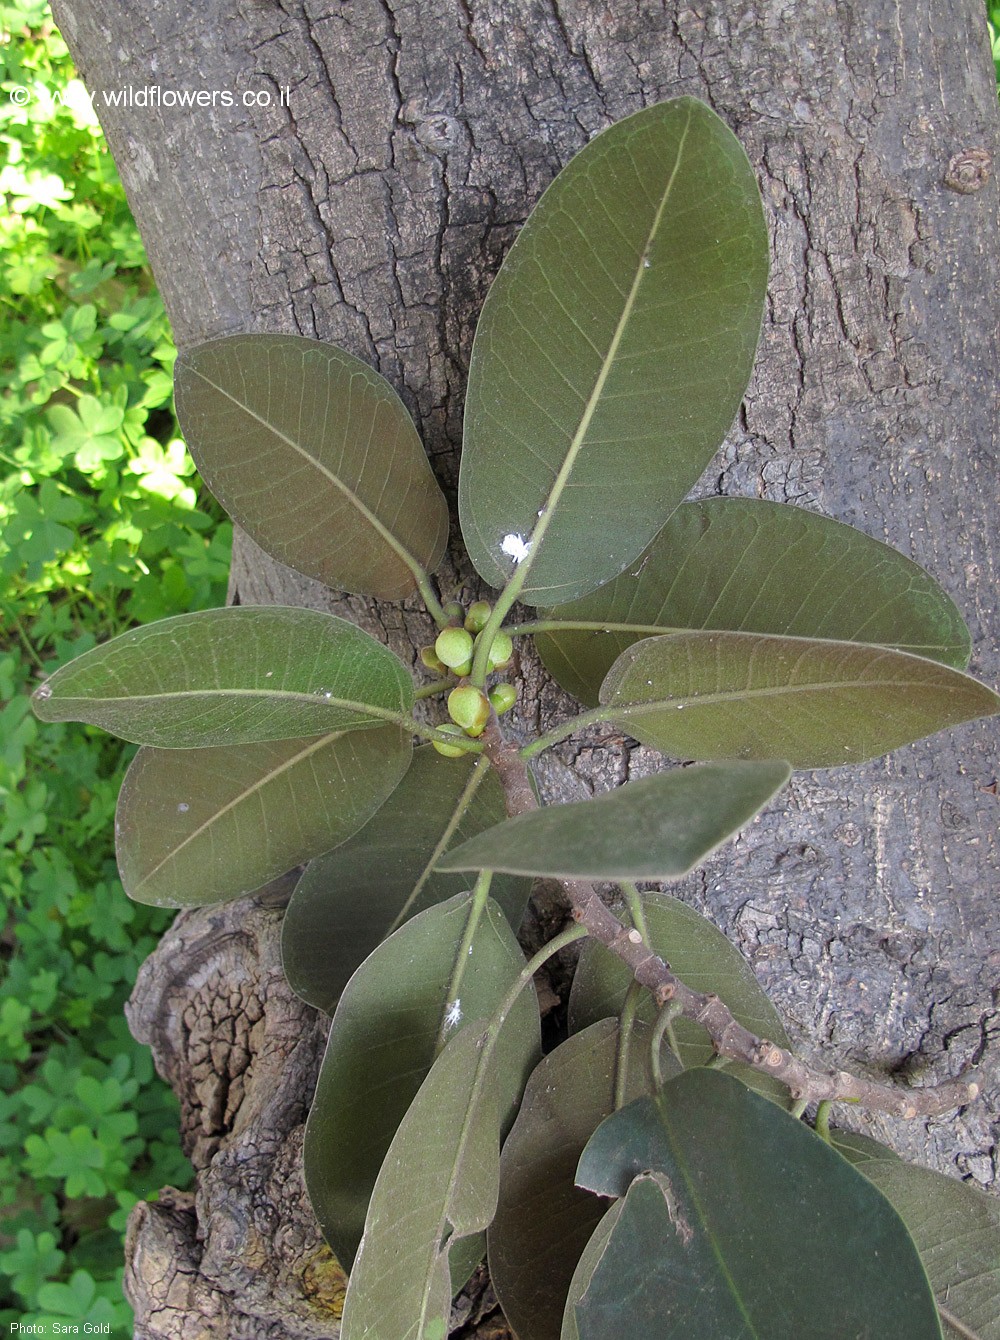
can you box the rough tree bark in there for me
[51,1,1000,1335]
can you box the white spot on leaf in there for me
[501,533,532,564]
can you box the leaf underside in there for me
[341,1003,540,1340]
[600,629,999,768]
[459,98,768,605]
[861,1160,1000,1339]
[303,893,535,1272]
[174,334,449,599]
[31,605,413,746]
[282,748,531,1014]
[436,760,790,880]
[115,725,412,906]
[536,497,973,706]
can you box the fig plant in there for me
[32,98,1000,1338]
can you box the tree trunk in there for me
[51,1,1000,1335]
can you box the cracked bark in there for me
[50,1,1000,1335]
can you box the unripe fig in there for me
[435,626,475,669]
[487,630,514,671]
[464,600,492,633]
[443,600,465,624]
[489,683,517,716]
[448,685,491,737]
[420,645,447,674]
[432,724,469,758]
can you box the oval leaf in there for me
[282,748,531,1013]
[862,1161,1000,1339]
[600,630,1000,768]
[115,726,411,906]
[436,760,790,880]
[174,334,449,599]
[303,892,534,1271]
[459,97,768,605]
[488,1020,679,1340]
[31,606,413,746]
[341,1004,540,1340]
[536,498,973,706]
[568,890,791,1089]
[568,1071,943,1339]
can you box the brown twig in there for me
[482,719,980,1120]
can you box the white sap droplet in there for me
[177,802,190,813]
[643,258,651,268]
[501,533,532,564]
[34,684,52,700]
[265,670,273,678]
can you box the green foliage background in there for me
[0,0,997,1335]
[1,1,228,1330]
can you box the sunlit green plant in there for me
[2,5,220,1329]
[0,0,231,642]
[32,98,1000,1339]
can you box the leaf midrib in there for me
[539,620,968,660]
[131,732,345,895]
[654,1105,763,1338]
[387,760,493,935]
[187,361,423,583]
[412,1028,496,1340]
[503,103,695,599]
[56,684,408,719]
[609,674,983,713]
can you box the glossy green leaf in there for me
[488,1020,679,1340]
[436,760,790,880]
[174,334,449,599]
[115,726,411,906]
[600,630,1000,768]
[31,606,413,747]
[566,1070,943,1339]
[568,890,790,1090]
[862,1161,1000,1339]
[282,749,532,1013]
[303,892,536,1272]
[459,98,768,606]
[341,1000,540,1340]
[536,498,973,706]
